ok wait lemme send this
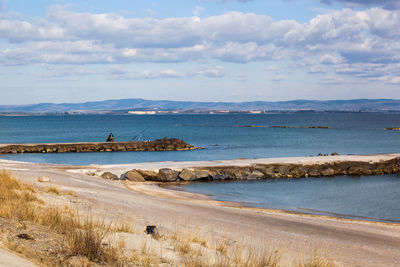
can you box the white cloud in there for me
[108,65,225,80]
[190,65,225,77]
[109,68,184,80]
[308,65,327,73]
[0,5,399,81]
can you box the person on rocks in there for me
[106,132,115,142]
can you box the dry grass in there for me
[215,239,229,255]
[113,221,134,233]
[0,171,339,267]
[0,171,120,264]
[295,252,337,267]
[65,214,119,263]
[44,186,61,195]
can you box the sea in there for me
[1,112,400,222]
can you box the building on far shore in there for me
[128,110,157,115]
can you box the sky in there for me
[0,0,399,104]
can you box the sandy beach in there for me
[1,156,400,266]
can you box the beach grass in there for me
[0,170,339,266]
[44,186,61,195]
[0,171,120,264]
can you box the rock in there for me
[277,165,290,175]
[38,176,50,182]
[289,165,308,178]
[179,169,196,181]
[121,170,145,181]
[101,172,119,180]
[192,169,211,180]
[157,168,179,182]
[247,170,265,179]
[264,166,276,177]
[321,168,335,176]
[137,169,158,181]
[308,166,321,177]
[225,167,251,180]
[331,152,339,156]
[208,168,229,180]
[347,163,372,176]
[179,168,210,181]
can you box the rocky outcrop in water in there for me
[118,157,400,182]
[0,138,200,154]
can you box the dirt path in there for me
[1,158,400,266]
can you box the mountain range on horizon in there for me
[2,98,400,113]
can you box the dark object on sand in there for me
[106,132,115,142]
[145,225,158,236]
[17,233,34,240]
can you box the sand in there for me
[0,155,400,266]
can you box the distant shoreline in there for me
[3,98,400,115]
[3,110,400,116]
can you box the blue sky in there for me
[0,0,399,104]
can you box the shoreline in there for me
[1,157,400,266]
[2,155,400,225]
[130,180,400,226]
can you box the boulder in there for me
[224,167,251,179]
[157,168,179,182]
[101,172,119,180]
[193,169,210,179]
[137,169,159,181]
[264,166,276,177]
[179,168,210,181]
[289,165,308,178]
[321,168,335,176]
[247,170,265,179]
[308,166,322,177]
[277,165,290,175]
[253,165,276,178]
[38,176,50,182]
[179,169,196,181]
[121,170,145,182]
[208,168,229,180]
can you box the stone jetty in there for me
[0,138,199,154]
[114,154,400,182]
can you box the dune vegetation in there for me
[0,170,337,266]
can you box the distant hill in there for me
[1,98,400,113]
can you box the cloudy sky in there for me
[0,0,399,104]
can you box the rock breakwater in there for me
[117,157,400,182]
[0,138,199,154]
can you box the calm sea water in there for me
[1,113,400,221]
[180,175,400,222]
[2,112,400,165]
